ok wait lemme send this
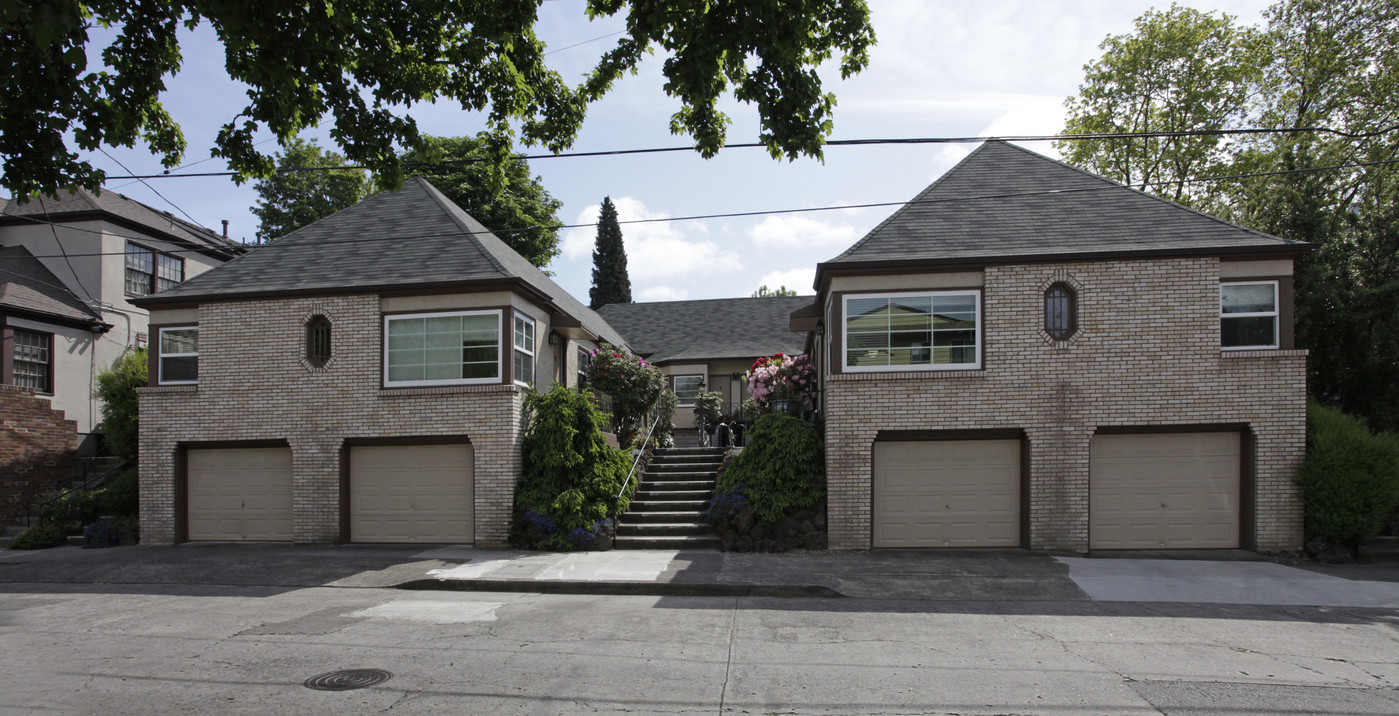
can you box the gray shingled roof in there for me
[2,188,243,255]
[596,296,810,363]
[826,141,1307,268]
[133,177,628,347]
[0,246,103,324]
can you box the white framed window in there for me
[513,314,535,387]
[1221,281,1279,350]
[159,327,199,385]
[843,291,981,371]
[673,375,704,406]
[384,310,500,387]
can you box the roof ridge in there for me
[828,142,998,262]
[409,176,510,276]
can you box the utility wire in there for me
[99,147,212,231]
[544,30,625,55]
[91,125,1399,181]
[9,156,1397,263]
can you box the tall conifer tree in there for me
[589,197,631,309]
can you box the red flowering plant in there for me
[744,353,817,411]
[583,343,666,447]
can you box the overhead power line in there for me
[93,125,1399,181]
[7,156,1397,263]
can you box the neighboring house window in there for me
[577,347,591,387]
[159,327,199,384]
[384,310,500,386]
[843,291,980,371]
[11,329,52,393]
[306,316,332,367]
[125,243,184,295]
[1221,281,1279,350]
[1044,283,1077,341]
[513,314,535,387]
[673,375,703,406]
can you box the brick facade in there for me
[138,295,526,546]
[823,257,1307,552]
[1,384,79,525]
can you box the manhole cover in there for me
[303,669,393,691]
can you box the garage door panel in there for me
[873,439,1021,548]
[1090,432,1240,550]
[187,447,293,541]
[350,444,473,543]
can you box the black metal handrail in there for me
[27,457,135,527]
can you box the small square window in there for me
[1221,282,1278,350]
[159,327,199,384]
[673,375,703,406]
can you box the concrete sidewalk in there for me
[3,542,1398,608]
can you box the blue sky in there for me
[82,0,1272,303]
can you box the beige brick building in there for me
[810,142,1309,552]
[134,179,625,546]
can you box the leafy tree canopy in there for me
[251,139,371,242]
[1,0,875,201]
[401,134,564,267]
[751,285,798,297]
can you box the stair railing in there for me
[617,412,663,501]
[27,457,135,527]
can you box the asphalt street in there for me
[1,544,1396,715]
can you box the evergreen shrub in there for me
[714,414,825,522]
[1298,400,1399,546]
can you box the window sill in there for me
[1221,349,1308,359]
[138,385,197,394]
[831,369,985,382]
[380,383,520,398]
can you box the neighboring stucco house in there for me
[809,142,1308,552]
[133,177,628,546]
[1,189,243,445]
[597,296,809,430]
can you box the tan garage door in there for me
[873,439,1021,548]
[1090,432,1240,549]
[350,443,474,543]
[187,447,293,541]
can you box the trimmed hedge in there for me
[1298,400,1399,547]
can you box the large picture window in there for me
[159,327,199,385]
[513,314,535,387]
[843,291,980,371]
[11,329,52,393]
[1221,281,1278,350]
[385,310,500,386]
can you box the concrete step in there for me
[616,522,712,537]
[647,462,722,473]
[653,447,726,457]
[637,480,714,492]
[641,472,717,484]
[628,499,710,512]
[623,510,709,524]
[635,489,713,501]
[614,534,720,550]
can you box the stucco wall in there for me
[822,257,1307,552]
[139,294,530,545]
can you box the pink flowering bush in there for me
[583,343,666,446]
[745,353,817,411]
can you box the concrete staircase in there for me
[1364,535,1399,563]
[615,447,724,549]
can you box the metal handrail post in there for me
[617,413,662,501]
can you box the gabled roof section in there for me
[1,188,244,258]
[133,177,628,347]
[597,296,810,363]
[824,141,1307,273]
[0,245,104,326]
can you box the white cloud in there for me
[750,214,860,249]
[637,285,690,302]
[755,268,817,295]
[934,97,1069,168]
[559,196,740,279]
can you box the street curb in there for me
[394,578,844,599]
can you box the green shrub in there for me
[1298,400,1399,546]
[95,349,147,462]
[651,388,678,449]
[513,385,631,550]
[97,468,139,517]
[40,489,98,528]
[715,414,825,522]
[9,524,65,550]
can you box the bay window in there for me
[843,291,981,371]
[385,310,500,386]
